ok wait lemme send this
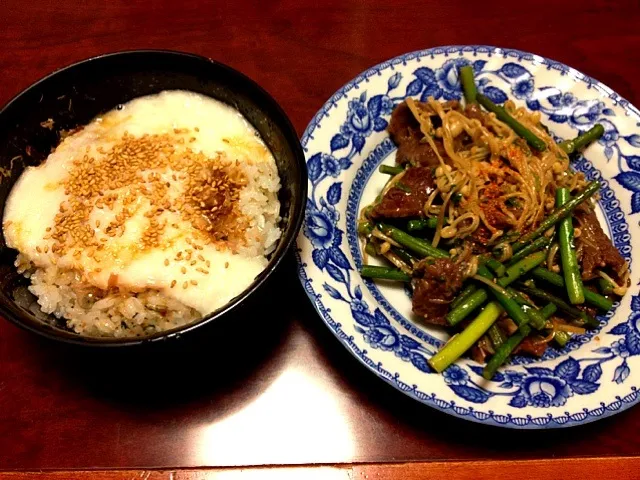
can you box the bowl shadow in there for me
[26,253,299,417]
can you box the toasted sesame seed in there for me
[170,280,177,288]
[183,281,188,289]
[190,260,196,266]
[181,266,187,274]
[164,259,170,266]
[225,262,229,268]
[46,130,248,260]
[190,279,198,286]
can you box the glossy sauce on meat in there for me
[411,258,465,325]
[370,167,436,218]
[575,208,626,281]
[387,101,447,167]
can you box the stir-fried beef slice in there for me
[411,258,465,326]
[388,101,448,167]
[370,166,435,218]
[575,208,626,281]
[513,336,548,357]
[471,344,488,364]
[472,335,495,363]
[388,101,419,144]
[497,317,518,336]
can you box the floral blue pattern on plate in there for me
[296,45,640,428]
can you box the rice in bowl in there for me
[3,90,282,337]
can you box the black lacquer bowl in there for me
[0,50,306,346]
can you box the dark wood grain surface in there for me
[2,0,640,471]
[4,458,640,479]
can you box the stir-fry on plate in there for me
[357,69,627,381]
[297,46,640,428]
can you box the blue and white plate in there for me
[296,45,640,428]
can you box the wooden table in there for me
[2,0,640,478]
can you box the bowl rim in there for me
[0,48,307,347]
